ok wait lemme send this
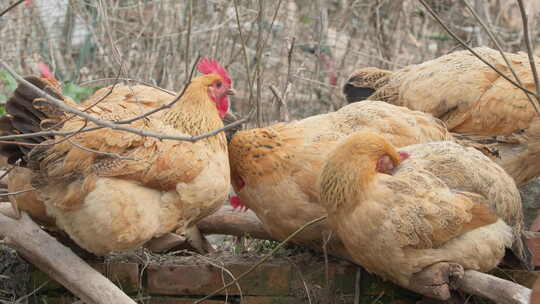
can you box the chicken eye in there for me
[215,81,222,88]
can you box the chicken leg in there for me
[408,262,464,300]
[145,226,215,254]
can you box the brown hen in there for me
[319,131,531,299]
[343,47,540,185]
[228,101,451,260]
[0,59,234,255]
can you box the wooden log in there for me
[0,205,136,304]
[458,270,531,304]
[198,205,272,240]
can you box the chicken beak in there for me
[225,88,236,96]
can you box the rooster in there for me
[343,47,540,185]
[0,58,234,255]
[318,131,531,299]
[228,101,451,260]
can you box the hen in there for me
[0,59,234,255]
[228,101,451,259]
[318,131,531,299]
[343,47,540,185]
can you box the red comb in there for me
[37,62,53,78]
[197,58,231,85]
[230,195,248,212]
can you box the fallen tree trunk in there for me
[0,205,135,304]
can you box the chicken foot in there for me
[408,262,464,300]
[180,225,216,253]
[408,262,532,304]
[145,226,215,254]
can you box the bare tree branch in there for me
[516,0,540,105]
[0,59,251,143]
[462,0,540,114]
[0,0,24,18]
[418,0,540,111]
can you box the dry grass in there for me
[1,0,539,125]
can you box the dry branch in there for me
[0,0,24,18]
[458,270,531,304]
[0,59,251,143]
[0,206,135,304]
[418,0,540,112]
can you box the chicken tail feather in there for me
[0,76,65,165]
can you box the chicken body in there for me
[319,131,529,298]
[228,101,451,259]
[343,47,540,185]
[0,72,231,255]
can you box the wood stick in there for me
[457,270,531,304]
[0,206,136,304]
[197,205,272,240]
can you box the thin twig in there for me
[0,0,24,18]
[233,0,254,110]
[462,0,540,113]
[255,0,264,127]
[417,0,540,104]
[79,78,174,95]
[115,55,201,125]
[0,188,35,197]
[67,139,137,161]
[516,0,540,106]
[190,253,244,304]
[322,231,332,289]
[184,0,193,81]
[56,58,127,129]
[193,215,328,303]
[0,59,248,143]
[354,267,362,304]
[286,258,313,304]
[0,166,15,184]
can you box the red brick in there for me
[146,262,291,296]
[532,278,540,304]
[527,233,540,267]
[89,262,140,293]
[241,296,298,303]
[35,296,79,304]
[147,296,225,304]
[31,262,140,294]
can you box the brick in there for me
[89,262,140,293]
[491,269,540,288]
[31,262,139,294]
[35,296,79,304]
[147,262,291,296]
[147,296,225,304]
[241,296,298,304]
[333,263,358,294]
[526,234,540,266]
[30,270,65,292]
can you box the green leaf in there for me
[63,82,95,102]
[0,71,17,92]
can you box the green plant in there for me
[62,81,97,102]
[0,71,17,115]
